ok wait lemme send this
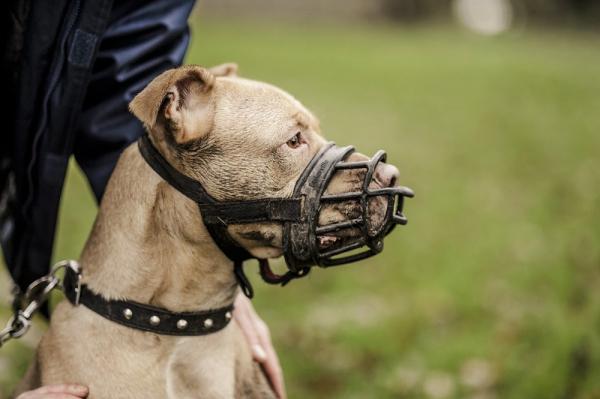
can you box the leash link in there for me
[0,260,80,348]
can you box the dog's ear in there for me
[208,63,238,77]
[129,65,216,143]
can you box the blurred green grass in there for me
[1,18,600,398]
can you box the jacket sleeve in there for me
[1,0,195,291]
[74,0,195,201]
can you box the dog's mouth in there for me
[317,200,389,251]
[316,174,391,251]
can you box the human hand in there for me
[233,293,286,399]
[16,384,88,399]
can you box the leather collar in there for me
[63,266,234,336]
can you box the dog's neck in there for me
[79,144,238,311]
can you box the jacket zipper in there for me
[22,0,82,215]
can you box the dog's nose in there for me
[374,163,399,187]
[346,152,400,188]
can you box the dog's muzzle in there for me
[138,135,413,297]
[283,142,414,271]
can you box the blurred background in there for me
[1,0,599,398]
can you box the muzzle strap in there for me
[200,199,301,225]
[138,134,213,205]
[138,135,302,225]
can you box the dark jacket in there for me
[1,0,195,291]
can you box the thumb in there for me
[252,344,268,362]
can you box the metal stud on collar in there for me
[123,308,133,320]
[176,319,188,330]
[149,315,161,326]
[203,318,213,328]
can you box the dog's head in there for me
[130,64,401,260]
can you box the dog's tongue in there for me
[317,228,363,251]
[318,235,339,249]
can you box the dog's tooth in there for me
[176,319,188,330]
[123,308,133,320]
[203,318,214,329]
[149,315,161,326]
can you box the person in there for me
[0,1,285,397]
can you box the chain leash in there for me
[0,260,80,347]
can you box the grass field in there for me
[1,17,600,398]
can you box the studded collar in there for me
[63,265,234,336]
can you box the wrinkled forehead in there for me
[212,77,318,143]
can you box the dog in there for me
[16,63,401,398]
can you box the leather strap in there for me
[200,199,301,225]
[137,135,302,225]
[138,134,214,205]
[63,267,234,336]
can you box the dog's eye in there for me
[286,132,303,149]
